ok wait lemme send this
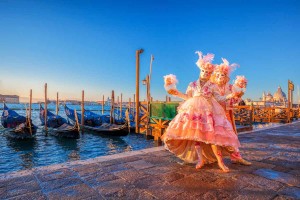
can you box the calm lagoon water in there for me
[0,103,158,174]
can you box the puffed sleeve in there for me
[171,82,194,100]
[185,82,194,98]
[212,84,234,102]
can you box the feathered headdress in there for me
[234,75,248,87]
[195,51,215,72]
[215,58,239,76]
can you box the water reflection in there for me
[55,136,81,161]
[6,136,37,170]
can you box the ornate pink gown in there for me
[162,79,241,163]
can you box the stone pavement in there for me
[0,122,300,200]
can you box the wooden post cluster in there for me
[135,49,144,133]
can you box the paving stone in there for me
[0,187,5,197]
[127,160,155,170]
[213,177,247,191]
[170,176,215,195]
[1,180,41,199]
[176,164,199,176]
[113,168,147,182]
[0,174,36,188]
[141,154,171,166]
[272,195,296,200]
[94,178,134,198]
[150,149,173,157]
[98,159,122,167]
[253,168,300,187]
[116,155,142,163]
[160,171,185,183]
[226,162,257,173]
[6,190,46,200]
[100,163,133,173]
[132,174,165,190]
[142,165,177,176]
[104,188,155,200]
[272,165,292,173]
[233,172,284,191]
[71,163,102,177]
[47,183,101,200]
[200,189,237,200]
[82,172,119,187]
[289,169,300,177]
[189,171,218,184]
[278,186,300,199]
[145,181,183,199]
[170,192,198,200]
[272,151,300,163]
[264,159,300,170]
[233,185,277,200]
[242,150,273,161]
[40,177,83,193]
[35,168,77,182]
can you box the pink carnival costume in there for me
[211,59,251,166]
[162,52,241,172]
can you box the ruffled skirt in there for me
[162,96,241,163]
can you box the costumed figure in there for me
[162,51,242,172]
[211,59,251,166]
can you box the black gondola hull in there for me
[50,123,80,139]
[80,124,129,136]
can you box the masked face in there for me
[238,81,247,88]
[200,69,212,80]
[216,72,227,85]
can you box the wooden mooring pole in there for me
[44,83,48,131]
[56,92,59,115]
[129,97,131,114]
[117,96,120,120]
[135,49,143,133]
[29,89,32,122]
[120,93,123,119]
[133,94,135,116]
[110,90,115,124]
[102,95,104,115]
[81,90,85,128]
[28,89,33,135]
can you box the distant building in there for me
[245,86,287,107]
[0,94,20,103]
[262,86,287,103]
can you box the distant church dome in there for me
[265,92,273,102]
[273,86,287,102]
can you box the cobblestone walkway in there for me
[1,122,300,199]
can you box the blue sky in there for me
[0,0,299,102]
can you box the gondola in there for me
[80,122,129,136]
[1,103,26,128]
[114,109,140,131]
[1,103,36,139]
[9,120,37,139]
[39,104,67,128]
[51,122,80,138]
[64,105,129,136]
[40,104,80,138]
[64,105,110,126]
